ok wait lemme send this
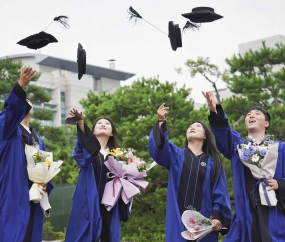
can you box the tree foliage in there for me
[224,42,285,140]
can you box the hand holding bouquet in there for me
[25,142,63,215]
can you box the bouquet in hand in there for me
[237,135,279,206]
[101,148,156,211]
[238,135,277,167]
[109,148,155,172]
[25,139,63,215]
[181,210,215,241]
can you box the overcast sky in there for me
[1,0,285,103]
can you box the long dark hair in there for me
[184,121,223,183]
[92,117,119,151]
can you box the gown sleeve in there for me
[118,197,132,222]
[0,82,31,140]
[148,121,179,170]
[211,166,232,235]
[208,105,242,160]
[276,179,285,216]
[72,122,101,168]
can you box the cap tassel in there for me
[54,15,70,29]
[128,6,142,24]
[183,21,201,33]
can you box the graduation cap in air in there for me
[182,7,223,23]
[65,115,82,125]
[17,16,69,50]
[77,43,86,80]
[181,7,223,32]
[127,6,182,51]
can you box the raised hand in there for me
[18,67,37,88]
[157,103,169,120]
[202,91,217,113]
[68,108,83,119]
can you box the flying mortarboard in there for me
[181,7,223,32]
[127,6,182,51]
[17,16,69,50]
[77,43,86,80]
[65,115,82,125]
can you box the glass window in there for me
[45,89,52,97]
[61,92,66,107]
[61,108,66,125]
[44,104,56,110]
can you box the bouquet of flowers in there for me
[101,148,156,211]
[25,141,63,215]
[238,135,277,168]
[237,135,279,206]
[181,210,214,241]
[108,148,147,172]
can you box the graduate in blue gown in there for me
[65,109,131,242]
[0,67,54,242]
[148,103,231,242]
[203,91,285,242]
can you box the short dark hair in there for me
[92,117,119,150]
[248,106,271,130]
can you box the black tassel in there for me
[127,6,142,24]
[183,21,200,33]
[54,15,70,29]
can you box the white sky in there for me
[0,0,285,103]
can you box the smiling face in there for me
[93,118,113,138]
[186,122,206,142]
[245,109,269,132]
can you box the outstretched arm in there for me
[203,91,241,160]
[0,67,37,140]
[149,103,180,169]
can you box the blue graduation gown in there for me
[66,122,131,242]
[209,105,285,242]
[0,83,53,242]
[149,121,231,242]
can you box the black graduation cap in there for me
[168,22,182,51]
[65,115,82,125]
[127,6,182,51]
[182,7,223,23]
[17,31,58,50]
[17,16,69,50]
[77,43,86,80]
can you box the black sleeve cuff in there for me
[208,105,228,128]
[276,179,285,216]
[77,122,101,157]
[212,210,231,235]
[153,121,167,150]
[118,197,129,222]
[12,82,31,115]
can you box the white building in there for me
[239,35,285,56]
[0,53,135,126]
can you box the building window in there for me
[61,92,66,125]
[61,92,66,107]
[45,89,52,97]
[44,104,56,110]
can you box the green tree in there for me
[176,57,228,104]
[224,42,285,140]
[80,77,212,241]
